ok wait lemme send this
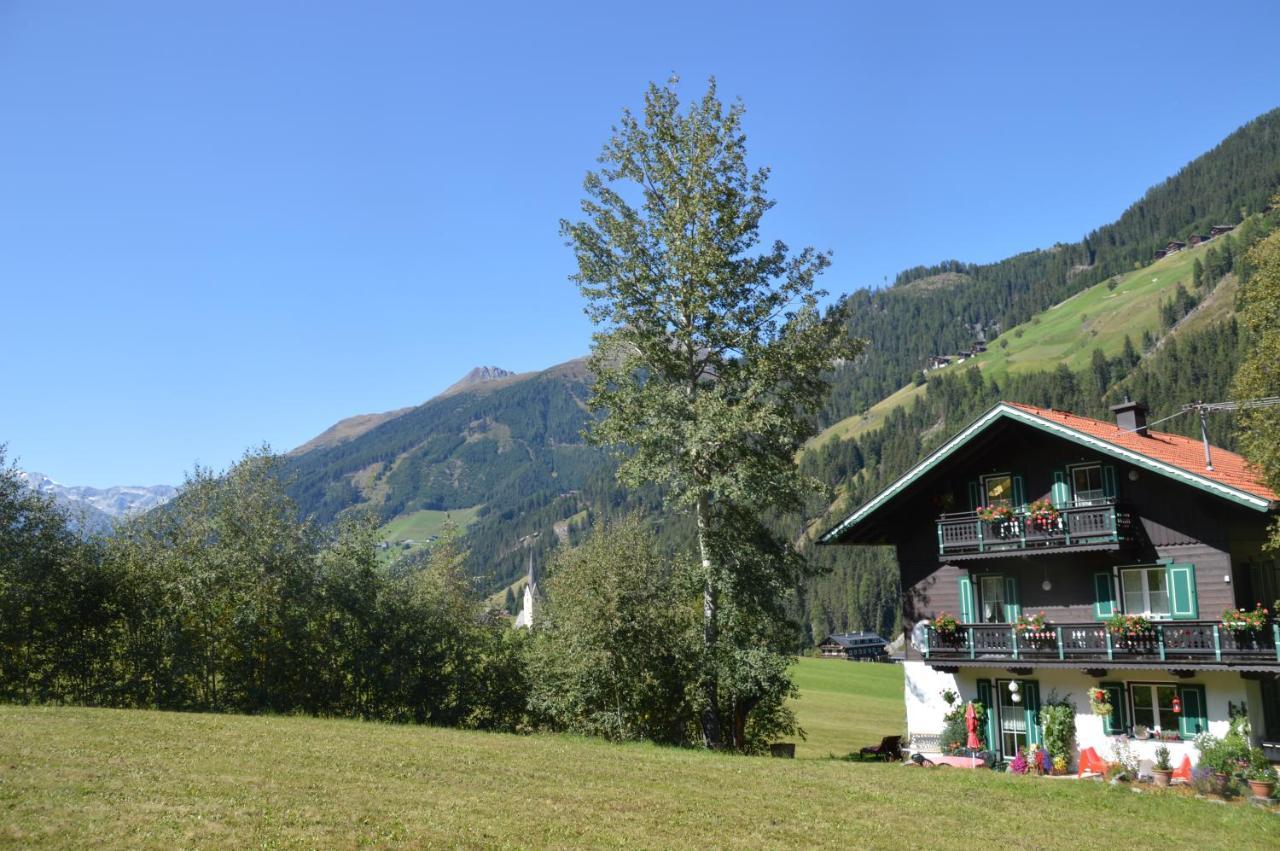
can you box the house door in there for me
[994,679,1041,759]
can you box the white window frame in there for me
[978,574,1008,624]
[1128,682,1179,735]
[1068,462,1105,506]
[1120,566,1171,620]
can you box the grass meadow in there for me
[4,657,1278,849]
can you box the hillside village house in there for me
[817,631,890,661]
[820,400,1280,768]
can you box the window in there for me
[1121,567,1171,618]
[1070,464,1105,505]
[979,575,1007,623]
[1129,683,1179,734]
[982,473,1013,508]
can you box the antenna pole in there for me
[1198,407,1213,471]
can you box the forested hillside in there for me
[821,108,1280,422]
[280,109,1280,639]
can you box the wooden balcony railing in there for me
[923,621,1280,666]
[937,501,1129,558]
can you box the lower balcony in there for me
[937,501,1130,560]
[923,621,1280,668]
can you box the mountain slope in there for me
[18,471,177,532]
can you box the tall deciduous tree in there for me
[1233,220,1280,550]
[561,78,861,748]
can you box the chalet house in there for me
[818,631,889,661]
[1188,234,1209,246]
[1152,249,1168,261]
[925,356,953,372]
[1164,240,1187,254]
[819,400,1280,766]
[1210,225,1236,238]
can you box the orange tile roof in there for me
[1006,401,1278,503]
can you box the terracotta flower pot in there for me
[1151,769,1172,788]
[1247,779,1275,800]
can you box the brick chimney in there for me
[1111,397,1149,436]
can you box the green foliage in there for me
[561,77,856,749]
[526,519,699,745]
[0,448,526,729]
[1041,699,1076,765]
[1232,223,1280,550]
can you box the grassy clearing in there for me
[377,505,481,560]
[789,656,904,758]
[809,242,1224,451]
[3,701,1276,849]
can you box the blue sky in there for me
[3,1,1279,486]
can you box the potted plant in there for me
[1026,498,1060,532]
[1105,612,1153,648]
[1151,744,1173,787]
[1195,733,1234,794]
[1088,687,1113,717]
[1222,603,1269,632]
[1245,755,1277,800]
[975,504,1014,524]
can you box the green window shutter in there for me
[1051,471,1069,508]
[1101,682,1127,735]
[959,575,976,623]
[1012,475,1026,509]
[1167,564,1198,620]
[968,481,982,510]
[1093,571,1116,620]
[1004,576,1021,620]
[1023,680,1042,746]
[975,679,995,752]
[1177,685,1207,739]
[1102,465,1117,499]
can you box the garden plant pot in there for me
[1151,769,1172,788]
[1247,780,1275,800]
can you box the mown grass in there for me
[4,663,1276,849]
[789,656,904,758]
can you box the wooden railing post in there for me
[1056,626,1064,661]
[1212,625,1222,662]
[1105,630,1113,661]
[1011,628,1019,661]
[968,627,975,660]
[1157,624,1166,662]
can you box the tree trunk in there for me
[696,492,723,749]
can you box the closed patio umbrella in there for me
[965,701,981,767]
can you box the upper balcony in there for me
[923,620,1280,669]
[937,500,1131,560]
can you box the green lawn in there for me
[789,656,904,758]
[4,664,1277,848]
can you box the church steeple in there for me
[514,551,538,629]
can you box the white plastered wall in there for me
[903,660,1257,768]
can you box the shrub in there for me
[1041,700,1075,770]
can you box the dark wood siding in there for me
[850,418,1276,633]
